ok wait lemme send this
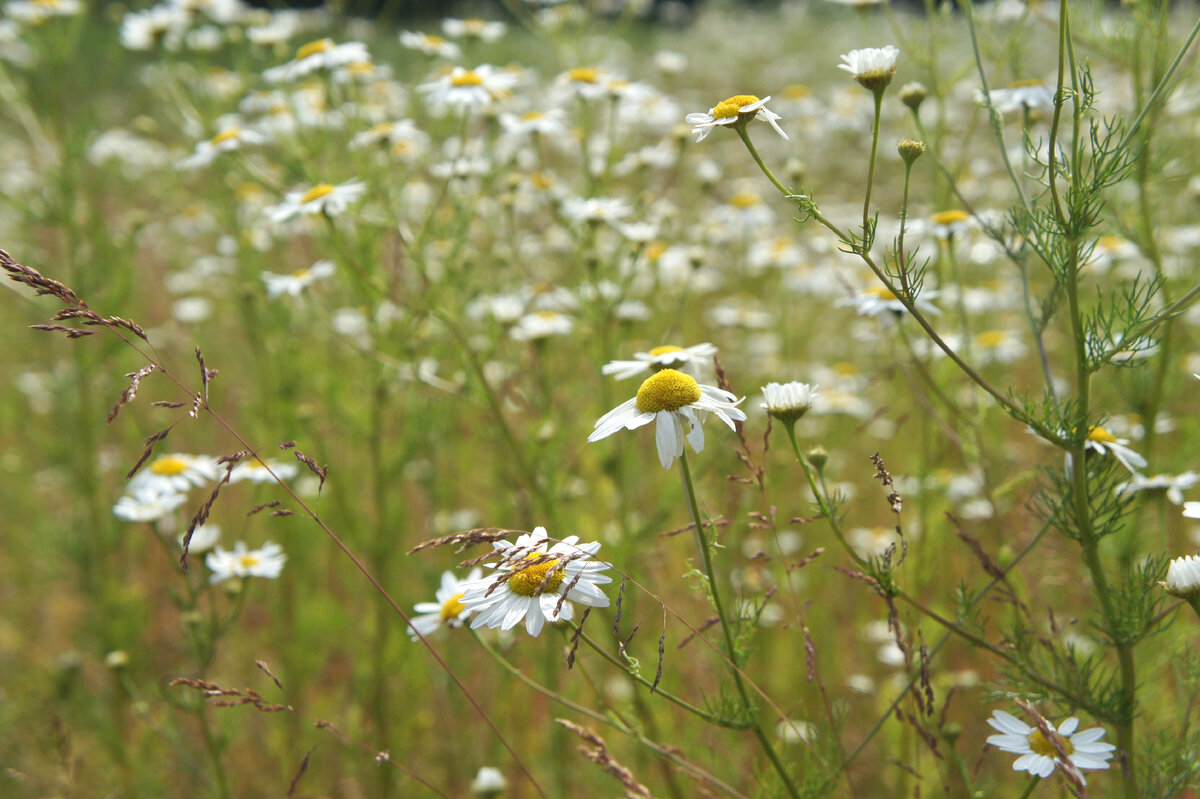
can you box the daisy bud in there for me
[1163,554,1200,600]
[807,446,829,472]
[105,650,130,671]
[897,138,926,166]
[899,81,927,112]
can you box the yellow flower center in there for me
[729,191,761,208]
[451,69,484,87]
[834,361,859,376]
[649,345,684,356]
[976,330,1008,347]
[712,94,761,119]
[866,286,899,300]
[1009,78,1044,88]
[1088,426,1118,444]
[238,555,260,569]
[644,241,666,263]
[931,209,968,226]
[636,369,701,414]
[440,592,467,620]
[346,62,373,75]
[783,84,811,99]
[1028,730,1074,758]
[608,79,630,91]
[290,268,311,279]
[301,184,335,204]
[530,171,555,190]
[507,555,565,597]
[296,38,331,60]
[151,456,189,476]
[1097,234,1125,250]
[522,110,545,121]
[425,34,446,46]
[567,67,599,83]
[210,128,241,146]
[368,122,394,136]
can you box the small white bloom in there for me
[417,65,516,110]
[981,80,1056,116]
[1116,472,1199,505]
[1163,554,1200,598]
[761,381,819,422]
[685,94,788,142]
[179,523,221,554]
[442,17,506,41]
[178,126,267,169]
[398,30,460,58]
[461,529,611,638]
[509,310,573,342]
[206,541,287,584]
[589,368,747,470]
[264,38,370,83]
[113,486,187,523]
[229,458,300,484]
[470,766,508,796]
[601,343,717,380]
[1184,501,1200,519]
[1085,426,1147,473]
[265,181,365,223]
[837,46,900,85]
[561,195,632,226]
[408,568,483,639]
[837,285,941,321]
[986,709,1115,784]
[261,260,336,299]
[127,453,221,495]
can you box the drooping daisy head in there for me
[589,368,747,469]
[685,94,788,142]
[460,529,611,638]
[408,568,483,639]
[837,46,899,93]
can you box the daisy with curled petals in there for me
[266,180,365,223]
[1084,425,1147,473]
[686,95,788,142]
[461,529,611,637]
[601,343,717,380]
[986,709,1115,784]
[408,568,483,639]
[588,368,747,470]
[837,46,899,92]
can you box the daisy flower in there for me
[178,523,221,554]
[113,485,188,523]
[837,46,899,92]
[1163,554,1200,597]
[6,0,82,22]
[266,180,365,223]
[509,310,573,342]
[986,709,1115,784]
[601,343,717,380]
[927,209,971,240]
[408,568,483,639]
[206,541,287,585]
[588,368,747,470]
[1085,425,1147,473]
[442,17,506,41]
[127,453,221,495]
[229,458,300,484]
[561,195,632,226]
[837,285,941,320]
[461,529,611,638]
[1115,471,1199,505]
[263,38,370,83]
[982,79,1056,116]
[685,94,788,142]
[555,66,615,100]
[499,108,569,139]
[178,126,267,169]
[761,381,819,424]
[417,65,516,111]
[398,30,461,59]
[261,260,336,299]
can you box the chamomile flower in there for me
[264,38,370,83]
[408,568,483,639]
[261,260,335,299]
[399,30,461,59]
[837,46,899,91]
[510,310,573,341]
[127,453,221,495]
[229,458,300,484]
[601,343,717,380]
[760,381,819,424]
[6,0,82,22]
[685,94,788,142]
[178,126,267,169]
[113,485,188,523]
[986,710,1115,783]
[555,66,615,100]
[499,108,569,138]
[265,180,365,223]
[442,17,506,41]
[1115,472,1199,505]
[461,529,611,638]
[927,209,971,240]
[982,79,1056,116]
[206,541,287,584]
[1085,426,1147,473]
[1163,554,1200,605]
[417,65,516,111]
[588,368,747,470]
[561,195,632,226]
[1183,502,1200,519]
[837,285,940,320]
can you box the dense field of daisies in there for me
[3,0,1200,796]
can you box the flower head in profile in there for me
[986,709,1115,784]
[1115,471,1199,505]
[460,529,611,637]
[418,65,516,110]
[178,126,267,170]
[982,79,1056,116]
[264,38,370,83]
[408,568,483,639]
[266,180,365,223]
[838,46,899,92]
[1084,425,1146,473]
[761,381,819,425]
[127,453,221,495]
[261,260,336,299]
[589,368,747,469]
[601,343,717,380]
[1162,554,1200,599]
[206,541,286,584]
[686,95,788,142]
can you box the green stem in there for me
[677,451,801,799]
[861,90,884,249]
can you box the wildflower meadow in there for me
[4,0,1200,797]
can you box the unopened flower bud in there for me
[899,81,927,112]
[897,138,926,166]
[807,446,828,471]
